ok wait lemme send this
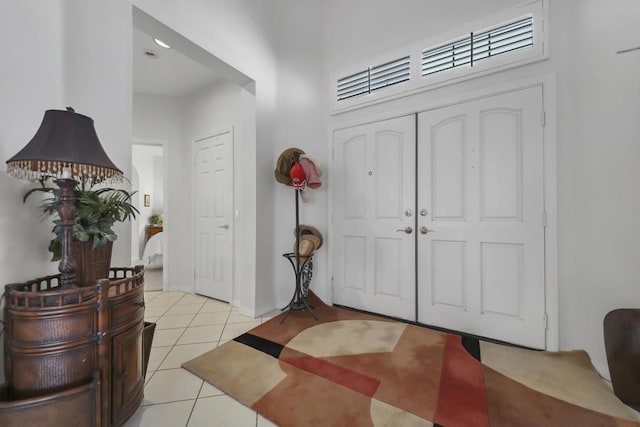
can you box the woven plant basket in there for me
[74,240,113,287]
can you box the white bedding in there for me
[143,231,163,266]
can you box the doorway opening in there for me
[131,142,165,291]
[131,7,255,299]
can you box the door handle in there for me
[419,226,433,235]
[396,226,413,234]
[217,225,229,229]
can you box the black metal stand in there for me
[280,187,318,324]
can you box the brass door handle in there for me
[396,226,413,234]
[419,226,433,235]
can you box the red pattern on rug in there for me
[434,334,490,426]
[282,356,380,397]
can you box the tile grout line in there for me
[139,290,271,425]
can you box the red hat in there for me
[290,162,306,190]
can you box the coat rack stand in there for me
[280,186,318,324]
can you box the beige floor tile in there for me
[145,299,177,309]
[143,368,203,404]
[147,346,172,372]
[165,303,204,316]
[190,311,230,326]
[187,395,257,427]
[124,400,195,427]
[144,316,159,324]
[226,311,258,324]
[176,324,224,345]
[155,314,196,330]
[199,299,232,313]
[158,343,217,370]
[154,291,187,298]
[258,414,279,427]
[220,321,261,340]
[198,381,225,398]
[144,291,161,301]
[179,294,210,304]
[152,328,185,347]
[144,306,171,318]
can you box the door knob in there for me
[217,225,229,229]
[396,226,413,234]
[419,226,433,235]
[420,209,428,217]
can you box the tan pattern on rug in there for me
[285,320,407,357]
[183,294,639,426]
[480,341,634,419]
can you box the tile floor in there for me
[124,290,279,427]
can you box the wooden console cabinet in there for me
[145,225,163,242]
[1,266,152,427]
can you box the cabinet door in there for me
[112,321,144,424]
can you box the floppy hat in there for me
[296,224,323,250]
[274,147,305,186]
[299,154,323,177]
[293,234,321,267]
[299,158,321,189]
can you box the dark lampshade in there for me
[6,107,123,183]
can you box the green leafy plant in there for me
[149,214,163,226]
[25,178,139,261]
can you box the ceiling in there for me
[132,27,221,97]
[132,9,252,97]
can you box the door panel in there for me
[194,129,233,302]
[333,116,416,321]
[417,86,545,349]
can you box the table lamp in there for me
[6,107,124,289]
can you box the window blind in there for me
[337,55,410,101]
[421,16,533,77]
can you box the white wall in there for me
[131,0,326,316]
[321,0,640,373]
[182,80,247,306]
[0,0,133,384]
[266,0,329,308]
[132,0,275,314]
[63,0,134,267]
[132,93,182,289]
[554,0,640,373]
[0,0,66,385]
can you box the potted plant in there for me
[25,177,139,286]
[149,213,163,226]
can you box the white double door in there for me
[333,86,546,348]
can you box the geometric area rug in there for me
[183,293,639,427]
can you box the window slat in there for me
[471,17,533,64]
[421,36,472,76]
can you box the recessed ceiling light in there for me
[153,38,171,49]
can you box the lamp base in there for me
[54,178,78,289]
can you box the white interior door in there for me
[417,87,545,348]
[333,116,416,321]
[194,129,233,302]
